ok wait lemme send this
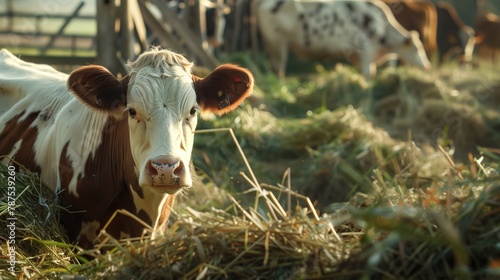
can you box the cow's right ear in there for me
[68,65,129,113]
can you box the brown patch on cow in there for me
[64,116,139,216]
[0,111,41,172]
[382,0,437,58]
[192,64,254,115]
[58,114,150,246]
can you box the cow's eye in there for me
[128,108,137,116]
[190,107,197,116]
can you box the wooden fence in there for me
[0,0,247,75]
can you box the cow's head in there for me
[396,30,432,70]
[458,26,476,64]
[68,48,253,195]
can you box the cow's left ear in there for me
[68,65,129,114]
[192,64,254,115]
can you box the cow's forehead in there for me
[128,69,197,116]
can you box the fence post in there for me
[96,0,119,75]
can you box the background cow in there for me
[435,1,476,64]
[381,0,437,59]
[381,0,475,65]
[253,0,431,80]
[0,47,254,248]
[475,12,500,63]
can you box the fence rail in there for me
[0,0,229,73]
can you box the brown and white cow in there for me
[253,0,431,80]
[0,47,253,248]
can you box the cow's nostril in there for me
[147,161,159,176]
[173,161,184,177]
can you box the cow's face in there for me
[458,26,476,63]
[68,49,253,195]
[126,65,199,194]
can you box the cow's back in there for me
[0,49,70,115]
[0,49,73,184]
[276,1,389,53]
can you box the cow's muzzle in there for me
[146,155,185,189]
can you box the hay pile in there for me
[0,162,78,279]
[1,142,499,279]
[371,66,500,160]
[79,149,499,279]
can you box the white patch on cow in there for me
[0,55,110,197]
[76,220,100,244]
[0,49,73,188]
[52,103,110,197]
[255,0,431,80]
[130,184,169,228]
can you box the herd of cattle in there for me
[247,0,499,79]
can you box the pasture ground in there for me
[1,55,500,279]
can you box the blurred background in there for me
[1,0,499,73]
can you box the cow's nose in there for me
[147,156,184,185]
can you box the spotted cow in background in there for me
[253,0,431,80]
[0,47,254,248]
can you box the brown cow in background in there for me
[381,0,475,65]
[435,1,476,64]
[381,0,437,59]
[476,12,500,63]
